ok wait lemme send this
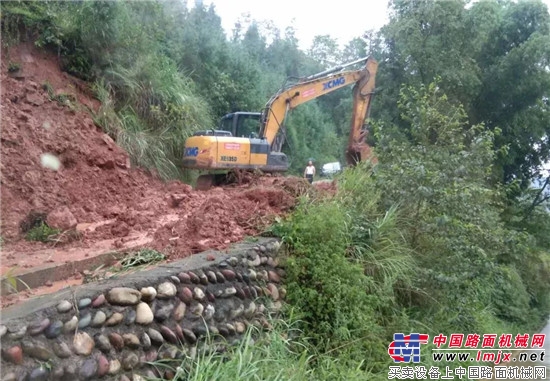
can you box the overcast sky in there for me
[202,0,390,49]
[201,0,550,50]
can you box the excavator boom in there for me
[260,57,378,158]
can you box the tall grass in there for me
[145,319,378,381]
[338,165,415,289]
[93,71,210,181]
[80,6,216,182]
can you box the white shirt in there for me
[305,165,315,175]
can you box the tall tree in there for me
[470,0,550,185]
[307,35,340,68]
[373,0,550,188]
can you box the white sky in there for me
[200,0,550,50]
[201,0,390,50]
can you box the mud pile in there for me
[0,43,299,268]
[152,182,297,258]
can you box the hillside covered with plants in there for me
[2,0,550,379]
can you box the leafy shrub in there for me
[7,62,20,72]
[275,200,396,371]
[25,222,61,242]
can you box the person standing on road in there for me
[304,160,315,184]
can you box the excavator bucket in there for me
[346,141,377,167]
[195,171,245,191]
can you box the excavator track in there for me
[195,173,237,191]
[196,174,215,191]
[195,170,261,191]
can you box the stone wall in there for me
[0,238,285,381]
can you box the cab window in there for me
[236,115,260,138]
[220,115,234,134]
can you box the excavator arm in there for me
[346,58,377,166]
[259,56,378,166]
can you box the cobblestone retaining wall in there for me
[0,238,285,381]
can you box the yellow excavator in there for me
[183,56,378,189]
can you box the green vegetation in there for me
[119,248,166,270]
[7,61,20,72]
[373,0,550,189]
[83,249,166,283]
[24,222,61,242]
[2,267,31,294]
[2,0,550,379]
[271,82,550,377]
[146,320,373,381]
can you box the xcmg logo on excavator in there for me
[322,76,345,91]
[184,147,199,157]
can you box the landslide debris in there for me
[0,43,300,265]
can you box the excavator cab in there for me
[191,112,261,138]
[184,110,288,190]
[219,112,261,139]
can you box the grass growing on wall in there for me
[146,319,380,381]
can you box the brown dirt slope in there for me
[0,43,304,274]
